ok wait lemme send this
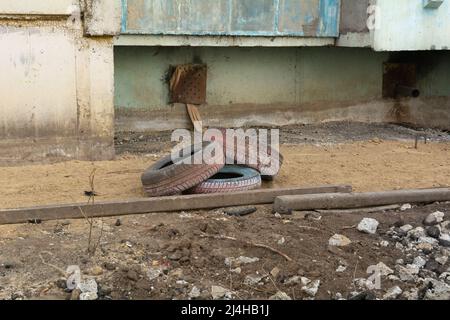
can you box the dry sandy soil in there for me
[0,122,449,300]
[1,141,449,209]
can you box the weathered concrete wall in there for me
[0,1,120,164]
[84,0,122,36]
[115,47,387,108]
[373,0,450,51]
[115,46,450,131]
[0,23,78,139]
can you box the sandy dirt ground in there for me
[0,141,449,209]
[0,122,449,300]
[0,202,449,300]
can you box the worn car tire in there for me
[187,165,262,194]
[211,128,283,180]
[141,142,224,197]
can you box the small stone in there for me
[403,288,419,300]
[225,256,259,268]
[416,242,434,253]
[396,265,417,282]
[395,259,404,265]
[349,291,376,300]
[98,284,112,297]
[424,260,445,274]
[423,279,450,300]
[336,265,347,273]
[285,276,301,286]
[300,277,311,286]
[77,279,98,294]
[408,227,426,240]
[211,286,232,300]
[269,291,292,300]
[395,242,404,250]
[147,267,162,281]
[237,256,260,264]
[426,226,441,239]
[70,288,81,300]
[353,278,376,291]
[417,236,439,246]
[115,219,122,227]
[55,278,67,289]
[80,292,98,300]
[126,270,139,281]
[412,256,427,269]
[302,280,320,297]
[441,221,450,233]
[277,237,286,245]
[400,204,412,211]
[357,218,379,234]
[423,211,445,226]
[88,266,103,276]
[419,269,437,279]
[400,224,414,233]
[435,255,448,266]
[189,286,201,299]
[371,262,394,277]
[388,275,400,281]
[439,272,450,283]
[383,286,403,300]
[380,240,389,247]
[335,293,344,300]
[274,213,282,219]
[305,212,322,221]
[176,280,189,287]
[442,248,450,257]
[168,251,183,261]
[328,234,352,247]
[405,264,420,275]
[244,274,265,286]
[439,233,450,247]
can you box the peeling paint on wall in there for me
[122,0,340,37]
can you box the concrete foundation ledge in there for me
[115,100,397,132]
[0,136,114,166]
[115,97,450,132]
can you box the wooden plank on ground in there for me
[274,188,450,214]
[0,185,352,225]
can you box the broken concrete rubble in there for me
[423,211,445,226]
[328,234,352,247]
[357,218,379,234]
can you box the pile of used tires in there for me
[141,134,283,197]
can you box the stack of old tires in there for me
[141,133,283,197]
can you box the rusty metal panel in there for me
[169,64,207,105]
[121,0,340,37]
